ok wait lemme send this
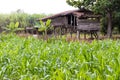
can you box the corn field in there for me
[0,34,120,80]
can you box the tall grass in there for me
[0,34,120,80]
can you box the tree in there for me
[3,22,20,32]
[35,19,52,40]
[66,0,120,38]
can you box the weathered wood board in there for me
[77,19,100,31]
[51,17,67,26]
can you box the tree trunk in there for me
[107,12,112,38]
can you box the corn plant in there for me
[0,34,120,80]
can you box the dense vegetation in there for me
[0,10,47,31]
[0,34,120,79]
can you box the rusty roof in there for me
[38,9,93,21]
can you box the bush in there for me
[0,11,48,32]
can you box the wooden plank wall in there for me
[51,17,68,27]
[77,19,100,31]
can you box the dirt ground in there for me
[17,33,120,43]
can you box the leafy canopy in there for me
[6,22,19,32]
[37,19,52,32]
[66,0,120,14]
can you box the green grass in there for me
[0,34,120,80]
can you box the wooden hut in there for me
[38,8,101,39]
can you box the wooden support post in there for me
[73,16,75,29]
[25,29,27,34]
[54,27,57,38]
[65,28,67,38]
[97,31,99,39]
[77,30,80,40]
[53,27,55,36]
[70,28,72,38]
[60,26,62,38]
[79,31,80,39]
[62,27,64,35]
[36,30,39,38]
[94,31,99,39]
[84,32,86,39]
[90,31,93,39]
[31,29,33,35]
[66,28,68,33]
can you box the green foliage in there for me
[101,12,120,34]
[4,22,19,32]
[0,34,120,79]
[0,14,9,28]
[38,19,52,32]
[36,19,53,39]
[2,21,25,33]
[100,17,107,34]
[66,0,120,12]
[66,0,83,8]
[15,22,19,28]
[0,11,48,32]
[66,0,95,9]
